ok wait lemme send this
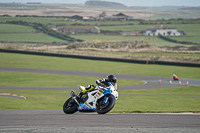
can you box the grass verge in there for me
[0,86,199,113]
[1,53,200,79]
[0,71,143,87]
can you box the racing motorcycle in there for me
[63,82,118,114]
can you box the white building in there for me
[143,26,181,36]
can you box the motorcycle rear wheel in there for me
[96,97,115,114]
[63,97,77,114]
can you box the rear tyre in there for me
[96,97,115,114]
[63,97,77,114]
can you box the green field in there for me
[0,17,137,25]
[0,53,200,112]
[0,33,66,43]
[0,71,142,87]
[0,86,199,113]
[0,14,200,113]
[0,17,66,25]
[1,16,200,45]
[0,23,67,43]
[1,53,200,79]
[0,23,36,33]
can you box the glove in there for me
[101,78,106,82]
[86,84,95,90]
[86,85,91,90]
[96,80,102,86]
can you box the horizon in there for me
[1,0,200,7]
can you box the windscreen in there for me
[110,82,117,90]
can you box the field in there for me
[0,23,66,43]
[1,17,200,63]
[0,4,200,113]
[1,53,200,79]
[1,17,200,44]
[0,53,200,113]
[0,87,200,113]
[0,15,200,63]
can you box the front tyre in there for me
[96,97,115,114]
[63,97,77,114]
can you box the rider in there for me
[173,74,178,80]
[96,74,117,87]
[78,75,117,97]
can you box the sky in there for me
[1,0,200,7]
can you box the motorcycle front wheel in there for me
[63,97,77,114]
[96,97,115,114]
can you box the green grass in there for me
[1,17,200,46]
[113,86,200,113]
[0,17,66,25]
[0,33,66,42]
[99,24,200,37]
[1,53,199,79]
[0,53,200,113]
[0,23,37,33]
[0,23,67,43]
[0,71,142,87]
[99,25,147,31]
[0,17,137,25]
[0,86,199,112]
[170,24,200,36]
[0,89,67,110]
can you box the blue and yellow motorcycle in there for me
[63,82,118,114]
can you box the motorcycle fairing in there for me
[77,89,104,112]
[98,82,117,101]
[77,102,95,111]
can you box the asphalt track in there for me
[0,66,200,132]
[0,109,200,133]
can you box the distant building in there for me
[97,12,133,21]
[112,12,133,21]
[69,15,83,21]
[143,25,181,36]
[27,2,41,4]
[57,26,100,34]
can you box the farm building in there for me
[106,13,133,21]
[97,12,133,21]
[143,25,181,36]
[57,26,100,34]
[69,15,83,21]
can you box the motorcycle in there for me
[173,75,179,81]
[63,82,118,114]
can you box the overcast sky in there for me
[1,0,200,7]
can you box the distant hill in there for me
[178,7,200,10]
[85,0,127,8]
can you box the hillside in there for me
[85,0,127,8]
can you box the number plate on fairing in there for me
[94,91,103,99]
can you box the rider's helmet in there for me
[107,75,117,83]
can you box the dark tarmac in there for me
[0,109,200,133]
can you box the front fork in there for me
[70,90,80,106]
